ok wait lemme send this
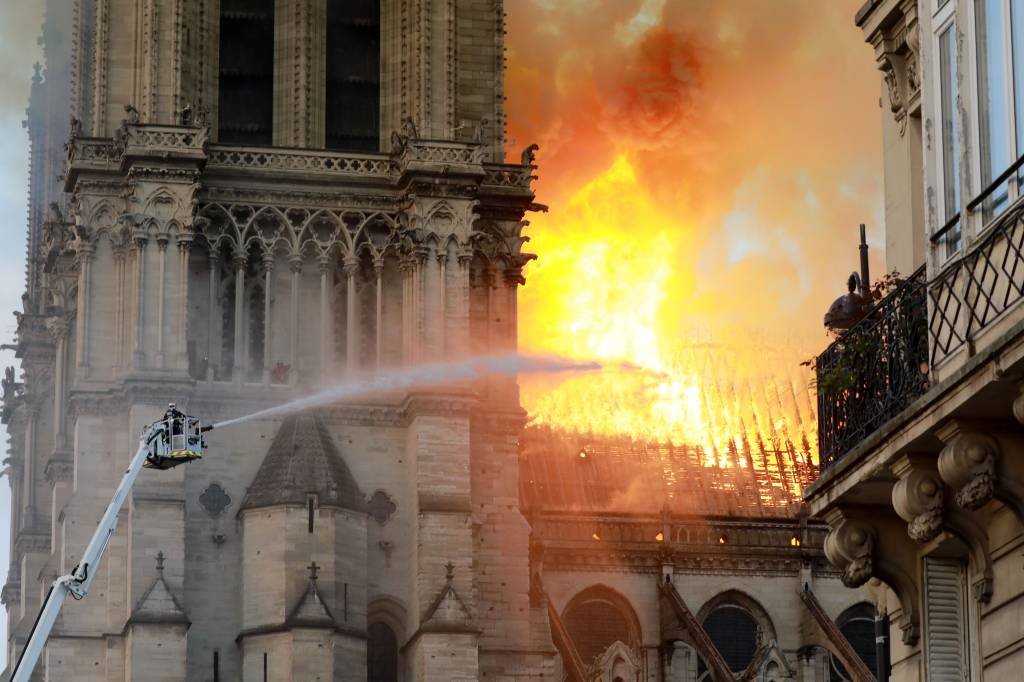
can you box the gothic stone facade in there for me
[1,1,877,681]
[2,1,551,680]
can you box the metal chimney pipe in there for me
[859,224,870,300]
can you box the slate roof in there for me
[240,414,365,512]
[519,426,817,518]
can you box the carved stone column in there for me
[273,0,326,148]
[261,251,274,385]
[374,256,384,369]
[436,251,448,358]
[233,253,246,384]
[112,245,127,370]
[74,242,95,379]
[155,234,169,368]
[45,316,70,450]
[176,232,193,369]
[317,256,330,380]
[206,248,219,381]
[344,256,359,375]
[132,230,149,369]
[289,254,302,384]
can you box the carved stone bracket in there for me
[822,507,921,644]
[863,0,920,138]
[892,453,995,603]
[937,422,1024,522]
[892,455,946,542]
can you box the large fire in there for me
[517,155,819,470]
[506,0,883,480]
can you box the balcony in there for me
[816,266,928,471]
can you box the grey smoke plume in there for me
[212,353,605,429]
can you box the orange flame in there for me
[506,0,882,481]
[517,156,819,470]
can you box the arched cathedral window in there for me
[696,591,776,679]
[218,0,274,144]
[701,602,759,674]
[562,586,641,667]
[326,0,381,151]
[829,603,882,681]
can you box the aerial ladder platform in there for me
[10,404,210,682]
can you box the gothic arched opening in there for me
[218,0,274,144]
[325,0,381,151]
[367,621,398,682]
[696,591,775,677]
[829,603,881,681]
[562,586,641,667]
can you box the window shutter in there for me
[924,558,967,682]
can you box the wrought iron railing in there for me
[816,266,928,470]
[929,202,1024,364]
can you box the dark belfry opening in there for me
[218,0,274,145]
[325,0,380,151]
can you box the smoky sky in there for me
[506,0,885,347]
[0,0,44,665]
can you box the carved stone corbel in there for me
[892,455,945,542]
[822,507,920,644]
[937,422,1024,524]
[892,453,994,602]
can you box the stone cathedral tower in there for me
[1,0,551,680]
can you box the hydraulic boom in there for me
[10,404,209,682]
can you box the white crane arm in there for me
[9,405,205,682]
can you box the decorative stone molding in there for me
[891,453,995,602]
[937,421,1003,507]
[891,455,945,542]
[823,513,875,588]
[822,507,920,644]
[860,0,920,138]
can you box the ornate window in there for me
[325,0,381,151]
[697,591,775,678]
[828,603,882,681]
[562,586,641,667]
[218,0,274,144]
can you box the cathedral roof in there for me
[518,426,816,518]
[240,414,365,513]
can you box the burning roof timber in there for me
[519,425,817,518]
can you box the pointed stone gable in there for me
[240,413,365,512]
[422,567,472,628]
[285,578,337,630]
[128,576,190,626]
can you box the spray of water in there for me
[211,353,606,430]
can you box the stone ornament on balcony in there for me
[937,422,1024,524]
[823,508,921,645]
[937,427,999,511]
[823,512,875,589]
[891,456,945,543]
